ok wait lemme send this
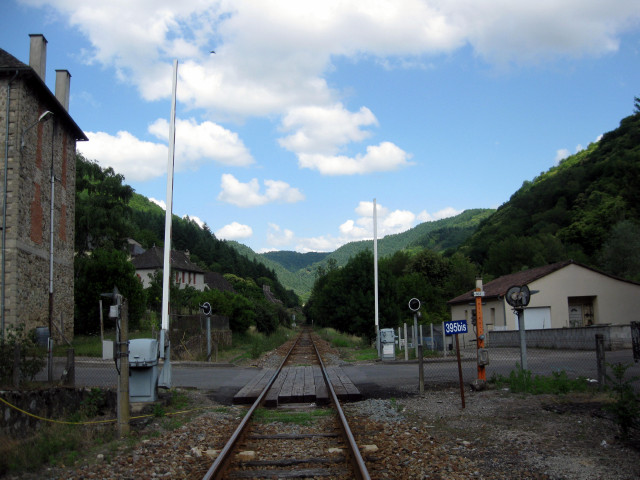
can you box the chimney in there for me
[29,34,47,81]
[55,69,71,111]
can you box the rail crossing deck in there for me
[233,365,362,406]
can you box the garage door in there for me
[513,307,551,330]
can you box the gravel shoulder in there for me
[6,335,640,479]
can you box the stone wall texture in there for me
[0,76,76,341]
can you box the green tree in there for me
[598,220,640,281]
[74,248,145,334]
[75,154,134,254]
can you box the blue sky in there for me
[2,1,639,253]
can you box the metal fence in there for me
[395,321,640,388]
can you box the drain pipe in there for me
[1,71,19,341]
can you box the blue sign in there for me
[444,319,468,336]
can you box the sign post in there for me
[444,319,468,409]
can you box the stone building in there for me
[0,35,87,341]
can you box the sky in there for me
[2,1,639,253]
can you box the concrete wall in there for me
[1,387,116,437]
[487,324,632,350]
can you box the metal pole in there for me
[207,316,211,362]
[404,323,408,361]
[414,314,418,359]
[475,278,486,381]
[161,59,178,334]
[373,199,379,357]
[455,334,465,409]
[595,334,605,387]
[48,119,55,361]
[442,322,446,357]
[430,323,434,351]
[517,309,527,371]
[418,344,424,394]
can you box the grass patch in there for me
[228,326,295,361]
[253,407,333,426]
[490,365,590,394]
[0,422,116,475]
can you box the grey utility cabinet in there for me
[129,338,160,402]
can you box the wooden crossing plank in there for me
[278,366,297,403]
[326,366,348,400]
[303,366,315,402]
[292,367,306,402]
[313,366,329,405]
[332,367,362,401]
[264,368,290,407]
[233,368,275,404]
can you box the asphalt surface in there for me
[40,347,640,404]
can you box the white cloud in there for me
[279,104,378,155]
[555,148,571,164]
[297,142,413,175]
[217,174,305,207]
[150,118,254,168]
[215,221,253,240]
[417,207,462,222]
[267,223,295,247]
[78,116,253,181]
[272,201,462,252]
[48,0,640,116]
[184,215,204,228]
[149,197,167,210]
[78,131,167,182]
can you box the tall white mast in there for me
[161,59,178,332]
[373,198,380,355]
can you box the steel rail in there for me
[202,335,300,480]
[313,340,371,480]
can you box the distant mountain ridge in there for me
[229,208,494,300]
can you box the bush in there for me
[491,364,589,395]
[0,324,45,386]
[605,362,640,438]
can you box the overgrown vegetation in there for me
[74,154,300,338]
[0,324,45,386]
[605,362,640,438]
[490,365,590,394]
[253,407,333,426]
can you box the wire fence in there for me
[395,321,640,387]
[3,322,640,392]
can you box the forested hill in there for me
[459,108,640,281]
[126,194,299,307]
[229,208,494,300]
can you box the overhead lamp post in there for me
[20,110,55,381]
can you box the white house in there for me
[132,246,206,291]
[448,260,640,347]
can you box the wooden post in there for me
[99,299,104,343]
[64,348,75,387]
[12,343,20,387]
[117,298,130,437]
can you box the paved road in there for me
[36,347,640,403]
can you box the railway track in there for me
[202,329,371,479]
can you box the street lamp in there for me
[20,110,53,149]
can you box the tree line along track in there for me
[202,329,371,479]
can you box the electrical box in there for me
[477,348,490,366]
[129,338,160,402]
[379,328,396,361]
